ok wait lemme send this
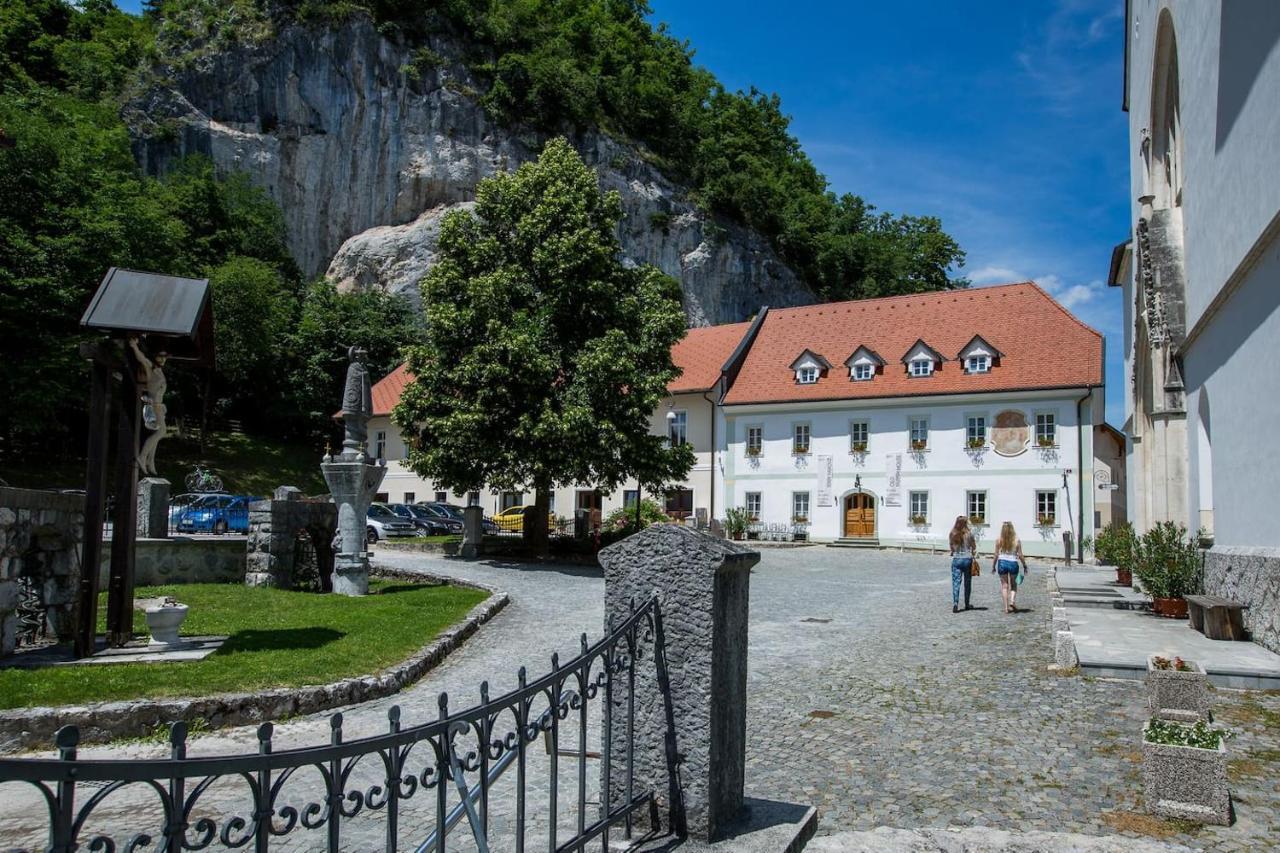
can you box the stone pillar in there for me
[599,524,758,841]
[461,506,483,559]
[136,478,170,539]
[321,457,385,596]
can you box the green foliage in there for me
[0,580,486,708]
[1094,521,1138,569]
[1144,718,1230,751]
[603,498,667,531]
[724,506,751,538]
[207,256,295,388]
[395,137,695,516]
[1134,521,1203,600]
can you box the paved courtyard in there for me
[2,547,1278,851]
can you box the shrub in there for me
[1094,522,1137,569]
[1144,718,1229,750]
[1134,521,1203,600]
[724,506,751,538]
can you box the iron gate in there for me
[0,599,666,852]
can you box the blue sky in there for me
[647,0,1130,425]
[114,0,1128,423]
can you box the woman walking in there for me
[948,516,977,613]
[991,522,1027,614]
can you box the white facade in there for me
[1120,1,1280,546]
[724,390,1100,557]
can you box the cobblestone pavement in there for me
[2,548,1278,852]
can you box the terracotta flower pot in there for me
[1152,596,1189,619]
[1116,567,1133,586]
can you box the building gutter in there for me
[702,387,717,522]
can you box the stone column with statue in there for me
[321,347,386,596]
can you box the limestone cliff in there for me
[128,18,814,325]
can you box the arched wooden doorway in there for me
[843,492,876,539]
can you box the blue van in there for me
[175,494,255,534]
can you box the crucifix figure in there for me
[129,335,169,476]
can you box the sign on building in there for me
[816,454,834,506]
[885,452,902,505]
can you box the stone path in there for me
[2,548,1278,852]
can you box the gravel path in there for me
[2,547,1278,852]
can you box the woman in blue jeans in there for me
[991,521,1028,614]
[948,516,976,613]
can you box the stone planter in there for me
[1142,723,1231,825]
[144,602,189,646]
[1152,596,1189,619]
[1146,656,1210,722]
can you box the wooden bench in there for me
[1185,594,1248,641]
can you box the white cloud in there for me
[968,265,1025,285]
[1056,282,1100,309]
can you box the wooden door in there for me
[843,493,875,538]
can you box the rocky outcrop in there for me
[128,18,814,325]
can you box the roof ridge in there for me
[766,282,1038,316]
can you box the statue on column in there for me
[340,345,372,459]
[129,336,169,476]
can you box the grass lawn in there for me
[0,430,326,496]
[0,581,487,709]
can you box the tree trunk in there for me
[532,483,552,559]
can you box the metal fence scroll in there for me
[0,598,667,853]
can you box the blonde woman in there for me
[948,516,977,613]
[991,522,1027,613]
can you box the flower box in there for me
[1036,436,1056,448]
[1037,515,1056,527]
[965,438,986,450]
[792,516,808,525]
[910,440,928,451]
[968,515,986,526]
[1146,656,1210,722]
[745,446,761,457]
[1142,720,1231,825]
[851,441,868,453]
[909,515,927,526]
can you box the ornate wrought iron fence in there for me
[0,599,666,853]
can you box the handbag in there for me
[970,557,980,577]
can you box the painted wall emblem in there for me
[992,410,1029,456]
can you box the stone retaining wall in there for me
[0,487,84,656]
[1203,546,1280,654]
[0,569,506,752]
[97,537,247,587]
[245,487,336,589]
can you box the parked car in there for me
[386,503,457,535]
[436,503,500,535]
[414,502,467,534]
[367,503,418,543]
[492,505,555,534]
[168,491,228,529]
[175,494,254,534]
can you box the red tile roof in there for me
[367,322,753,415]
[668,322,752,393]
[722,282,1103,405]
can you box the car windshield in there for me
[438,505,465,520]
[368,505,397,519]
[402,506,431,519]
[421,505,451,518]
[191,495,229,508]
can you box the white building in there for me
[1113,2,1280,650]
[720,282,1104,557]
[367,282,1105,558]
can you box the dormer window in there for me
[843,346,885,382]
[958,335,1002,375]
[789,349,833,385]
[901,340,944,378]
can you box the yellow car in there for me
[493,505,556,533]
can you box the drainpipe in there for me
[702,387,717,522]
[1075,389,1092,561]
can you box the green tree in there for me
[395,137,693,553]
[207,256,295,389]
[286,279,421,440]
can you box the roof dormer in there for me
[958,335,1003,374]
[788,350,832,385]
[843,346,885,382]
[901,340,944,378]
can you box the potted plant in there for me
[1095,522,1137,586]
[1037,435,1055,448]
[909,439,927,451]
[724,507,750,541]
[966,437,985,450]
[968,514,986,526]
[909,514,927,526]
[1134,521,1203,618]
[791,514,809,525]
[745,445,761,457]
[1147,655,1210,722]
[851,440,868,453]
[1142,718,1232,825]
[1037,514,1055,527]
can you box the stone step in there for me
[828,538,880,549]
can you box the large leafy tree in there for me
[395,137,694,551]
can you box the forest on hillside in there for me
[0,0,967,458]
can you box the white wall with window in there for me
[723,390,1096,556]
[849,420,869,452]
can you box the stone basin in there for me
[144,602,189,646]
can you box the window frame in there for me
[908,358,934,378]
[796,365,819,384]
[668,409,688,447]
[908,416,930,450]
[791,490,811,523]
[745,491,762,521]
[849,419,869,453]
[374,430,387,461]
[745,424,763,457]
[966,490,988,525]
[1035,411,1058,447]
[851,362,874,381]
[792,422,812,455]
[965,413,988,447]
[1036,489,1058,526]
[908,490,929,524]
[404,492,416,504]
[965,354,991,374]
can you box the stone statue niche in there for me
[321,347,386,595]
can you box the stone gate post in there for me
[461,506,483,559]
[136,478,169,539]
[598,524,758,841]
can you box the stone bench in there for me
[1185,594,1248,641]
[897,533,944,554]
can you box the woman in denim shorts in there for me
[947,516,976,613]
[991,521,1027,614]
